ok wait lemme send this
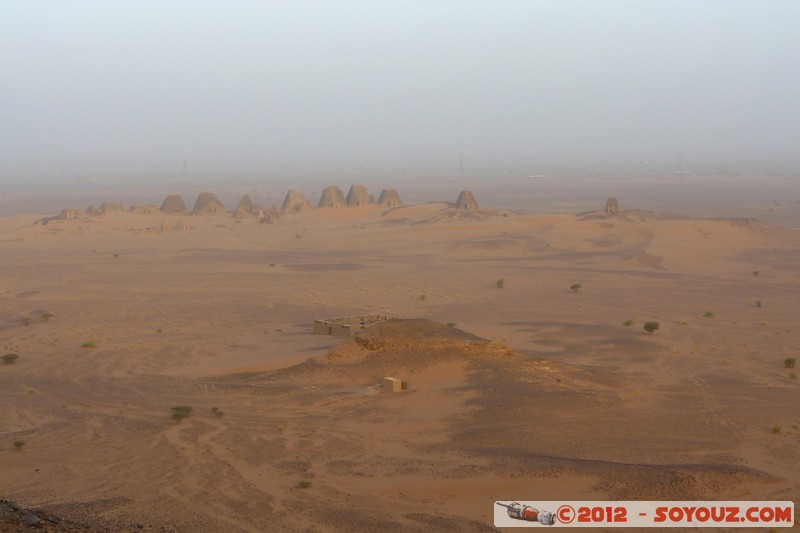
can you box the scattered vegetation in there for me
[446,322,457,328]
[171,405,193,423]
[495,278,505,289]
[622,319,634,327]
[13,440,25,451]
[269,263,276,267]
[784,358,795,369]
[41,312,54,322]
[296,480,312,489]
[755,300,762,308]
[113,253,119,258]
[21,317,30,326]
[643,322,660,334]
[211,407,224,417]
[770,426,781,434]
[752,270,760,277]
[570,283,582,293]
[703,311,714,318]
[789,373,797,380]
[2,353,19,365]
[156,328,163,334]
[81,341,97,349]
[419,294,426,301]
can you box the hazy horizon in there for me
[2,1,800,181]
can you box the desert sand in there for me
[1,183,799,531]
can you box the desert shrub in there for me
[622,319,634,327]
[171,405,192,423]
[790,373,797,380]
[211,407,224,417]
[446,322,457,328]
[13,440,24,451]
[2,353,19,365]
[770,426,781,434]
[81,341,97,348]
[755,300,762,308]
[419,294,426,301]
[703,311,714,318]
[495,278,504,289]
[41,313,54,322]
[784,358,796,369]
[269,263,276,267]
[296,480,312,489]
[643,322,660,334]
[156,328,162,333]
[21,317,30,326]
[570,283,582,293]
[753,270,759,277]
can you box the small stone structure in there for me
[282,190,312,213]
[383,377,408,393]
[161,195,188,214]
[129,204,160,214]
[312,314,391,337]
[100,202,125,214]
[85,205,102,217]
[377,189,402,208]
[192,192,226,215]
[605,197,620,214]
[233,195,263,219]
[317,185,346,208]
[345,185,372,206]
[455,190,479,211]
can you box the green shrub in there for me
[419,294,426,301]
[2,353,19,365]
[570,283,582,293]
[13,440,25,451]
[171,405,192,423]
[703,311,714,318]
[622,319,634,327]
[495,278,505,289]
[81,341,97,348]
[643,322,660,334]
[770,426,781,434]
[755,300,762,308]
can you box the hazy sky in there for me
[2,1,799,175]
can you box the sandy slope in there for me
[0,202,799,531]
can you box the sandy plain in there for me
[1,179,799,531]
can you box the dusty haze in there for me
[2,1,800,180]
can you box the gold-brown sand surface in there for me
[1,202,799,531]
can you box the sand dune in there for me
[1,199,799,531]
